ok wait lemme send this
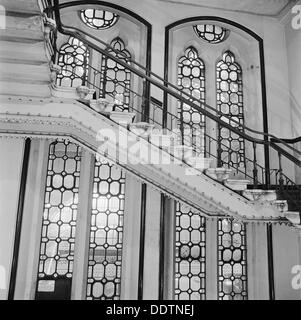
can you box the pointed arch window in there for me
[177,47,206,154]
[56,37,90,87]
[216,51,245,169]
[100,37,131,112]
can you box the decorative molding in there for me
[0,96,291,224]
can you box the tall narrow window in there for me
[86,159,126,300]
[217,219,248,300]
[100,37,131,111]
[175,204,206,300]
[36,141,81,300]
[216,51,245,169]
[56,37,90,87]
[177,47,206,154]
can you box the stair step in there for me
[1,0,41,14]
[224,179,250,191]
[4,14,43,32]
[0,40,48,63]
[109,111,136,125]
[129,122,156,137]
[205,168,232,182]
[89,98,114,114]
[271,200,288,213]
[285,211,301,225]
[243,189,277,202]
[186,156,212,170]
[0,80,51,97]
[0,61,50,82]
[0,29,44,43]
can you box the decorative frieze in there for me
[186,156,212,171]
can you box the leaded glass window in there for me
[80,9,119,30]
[177,47,206,154]
[217,219,248,300]
[56,37,90,87]
[36,141,81,299]
[100,37,131,111]
[86,159,126,300]
[216,51,245,169]
[175,204,206,300]
[193,24,229,44]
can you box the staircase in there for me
[0,0,51,97]
[0,0,300,228]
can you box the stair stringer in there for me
[0,95,286,222]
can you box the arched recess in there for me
[164,16,270,177]
[54,0,152,112]
[56,1,151,66]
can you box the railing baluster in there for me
[179,99,184,146]
[253,142,258,188]
[141,79,148,123]
[278,152,284,189]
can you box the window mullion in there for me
[71,150,94,300]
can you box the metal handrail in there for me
[49,0,301,159]
[41,0,301,216]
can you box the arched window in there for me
[100,37,131,112]
[217,219,248,300]
[175,204,206,300]
[216,51,245,169]
[80,9,119,30]
[177,47,206,154]
[56,37,90,87]
[194,24,229,44]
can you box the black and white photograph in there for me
[0,0,300,309]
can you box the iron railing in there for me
[42,0,301,217]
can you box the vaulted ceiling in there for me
[157,0,297,16]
